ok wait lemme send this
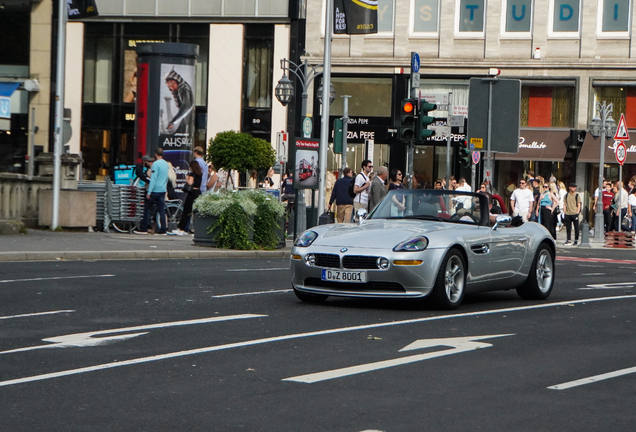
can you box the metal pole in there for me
[341,96,350,174]
[446,92,452,190]
[29,107,36,177]
[52,0,67,230]
[484,80,494,186]
[618,163,623,233]
[317,0,333,219]
[594,102,607,242]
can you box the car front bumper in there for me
[290,245,447,299]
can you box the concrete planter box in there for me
[193,212,254,248]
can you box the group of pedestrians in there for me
[133,146,221,236]
[594,177,636,235]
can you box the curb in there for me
[0,249,291,262]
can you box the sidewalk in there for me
[0,229,291,262]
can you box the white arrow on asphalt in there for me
[0,314,266,355]
[283,333,514,384]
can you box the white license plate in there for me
[321,269,367,283]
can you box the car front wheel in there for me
[431,248,466,310]
[516,243,554,300]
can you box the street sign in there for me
[429,125,450,137]
[470,137,483,149]
[276,131,288,160]
[614,113,630,140]
[411,52,420,88]
[302,117,312,138]
[283,334,513,384]
[411,73,420,88]
[0,96,10,119]
[616,141,627,165]
[420,93,448,105]
[450,115,464,127]
[472,151,480,164]
[467,78,521,154]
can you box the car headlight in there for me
[393,236,429,252]
[294,230,318,247]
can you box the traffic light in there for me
[400,99,416,144]
[458,139,471,167]
[416,101,437,142]
[333,118,344,154]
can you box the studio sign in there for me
[519,136,547,150]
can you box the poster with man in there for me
[158,64,196,196]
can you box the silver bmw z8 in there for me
[290,189,555,309]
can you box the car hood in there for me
[312,219,459,249]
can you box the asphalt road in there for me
[1,251,635,431]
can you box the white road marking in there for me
[284,334,513,383]
[580,273,605,276]
[0,314,265,355]
[548,366,636,390]
[0,274,115,284]
[225,268,289,272]
[2,295,635,388]
[0,310,75,320]
[578,282,636,290]
[212,289,292,298]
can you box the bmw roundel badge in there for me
[340,248,348,253]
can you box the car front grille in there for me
[314,253,340,268]
[304,278,405,293]
[342,255,380,270]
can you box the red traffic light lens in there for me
[403,102,414,113]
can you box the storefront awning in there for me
[494,129,570,162]
[578,132,636,164]
[0,82,20,97]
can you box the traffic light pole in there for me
[483,78,496,188]
[341,95,350,174]
[445,92,452,192]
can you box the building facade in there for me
[303,0,636,218]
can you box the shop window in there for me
[456,0,486,35]
[521,86,574,127]
[83,36,114,103]
[503,0,532,34]
[244,39,272,108]
[378,0,395,33]
[599,0,630,33]
[592,86,636,127]
[412,0,440,34]
[549,0,580,35]
[329,77,393,117]
[0,4,30,66]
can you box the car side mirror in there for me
[356,208,368,224]
[492,214,512,231]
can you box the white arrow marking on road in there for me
[0,314,266,355]
[283,334,514,384]
[578,282,636,290]
[548,366,636,390]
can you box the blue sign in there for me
[0,96,10,119]
[412,53,420,73]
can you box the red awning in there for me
[494,129,569,162]
[578,132,636,164]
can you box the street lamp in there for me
[588,101,617,242]
[275,58,336,237]
[317,83,336,106]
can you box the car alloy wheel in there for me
[444,255,465,304]
[535,248,553,293]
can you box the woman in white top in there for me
[557,181,567,230]
[627,187,636,233]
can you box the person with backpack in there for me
[328,167,354,223]
[353,159,373,215]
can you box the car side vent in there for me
[470,244,490,254]
[314,253,341,268]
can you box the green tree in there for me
[206,131,276,187]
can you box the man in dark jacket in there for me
[328,168,354,223]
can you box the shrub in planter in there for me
[243,190,286,250]
[193,190,257,250]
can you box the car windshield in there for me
[368,189,489,226]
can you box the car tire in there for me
[293,287,328,303]
[431,248,466,310]
[516,243,554,300]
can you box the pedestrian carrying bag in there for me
[622,215,632,231]
[348,173,358,198]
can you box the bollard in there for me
[579,221,591,248]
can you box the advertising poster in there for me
[295,139,320,189]
[158,63,196,194]
[334,0,378,34]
